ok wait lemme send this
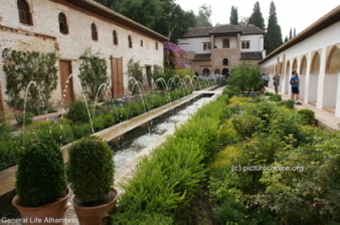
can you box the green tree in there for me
[153,0,196,42]
[264,1,283,54]
[228,61,263,95]
[114,0,163,29]
[93,0,115,9]
[196,4,212,27]
[230,6,238,25]
[248,2,265,30]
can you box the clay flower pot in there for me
[12,187,71,225]
[72,187,118,225]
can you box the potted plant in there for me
[12,136,70,225]
[68,136,118,225]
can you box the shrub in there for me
[15,136,68,207]
[278,99,295,109]
[298,108,315,125]
[36,121,74,146]
[68,136,114,206]
[269,94,282,101]
[66,100,90,123]
[15,112,34,126]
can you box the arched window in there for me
[222,68,229,76]
[58,13,68,34]
[91,23,98,41]
[202,68,210,76]
[223,58,228,66]
[155,42,158,50]
[140,40,143,47]
[113,30,118,45]
[17,0,32,25]
[128,35,132,48]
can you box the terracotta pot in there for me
[12,187,71,225]
[72,187,118,225]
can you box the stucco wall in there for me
[0,0,165,109]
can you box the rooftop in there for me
[181,24,265,38]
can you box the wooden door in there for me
[59,60,74,105]
[111,57,124,98]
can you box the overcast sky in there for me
[175,0,339,38]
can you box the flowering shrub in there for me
[163,41,186,69]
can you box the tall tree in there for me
[230,6,238,25]
[248,2,265,30]
[289,28,292,39]
[265,1,283,54]
[114,0,163,29]
[196,4,212,27]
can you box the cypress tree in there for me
[264,1,283,54]
[248,1,265,30]
[289,28,292,39]
[230,6,238,25]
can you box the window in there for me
[17,0,32,25]
[58,13,68,34]
[223,58,228,66]
[91,23,98,41]
[140,40,143,47]
[241,41,250,49]
[203,42,211,50]
[113,30,118,45]
[223,39,230,48]
[128,35,132,48]
[155,42,158,50]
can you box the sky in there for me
[175,0,339,38]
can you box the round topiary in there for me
[16,136,68,207]
[298,108,315,125]
[68,136,114,206]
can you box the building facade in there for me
[178,24,265,76]
[0,0,168,111]
[259,6,340,117]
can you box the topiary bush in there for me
[298,108,315,125]
[15,136,68,207]
[68,136,114,206]
[65,100,90,123]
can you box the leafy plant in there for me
[15,136,68,207]
[298,108,315,125]
[79,48,108,101]
[68,136,114,206]
[228,61,263,95]
[127,58,144,94]
[65,100,90,123]
[2,48,58,113]
[14,112,34,126]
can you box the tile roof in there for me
[240,52,263,60]
[181,24,265,38]
[193,54,211,61]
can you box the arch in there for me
[58,13,68,34]
[140,39,143,47]
[292,58,298,73]
[91,23,98,41]
[326,44,340,74]
[17,0,32,25]
[222,68,229,76]
[223,58,228,66]
[300,56,307,75]
[155,42,158,50]
[128,35,132,48]
[286,61,290,75]
[202,68,210,76]
[310,51,320,75]
[214,69,220,74]
[113,30,118,45]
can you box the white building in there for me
[178,24,265,76]
[0,0,168,112]
[259,6,340,117]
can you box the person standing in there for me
[290,70,302,105]
[273,73,280,94]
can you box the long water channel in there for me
[112,94,216,169]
